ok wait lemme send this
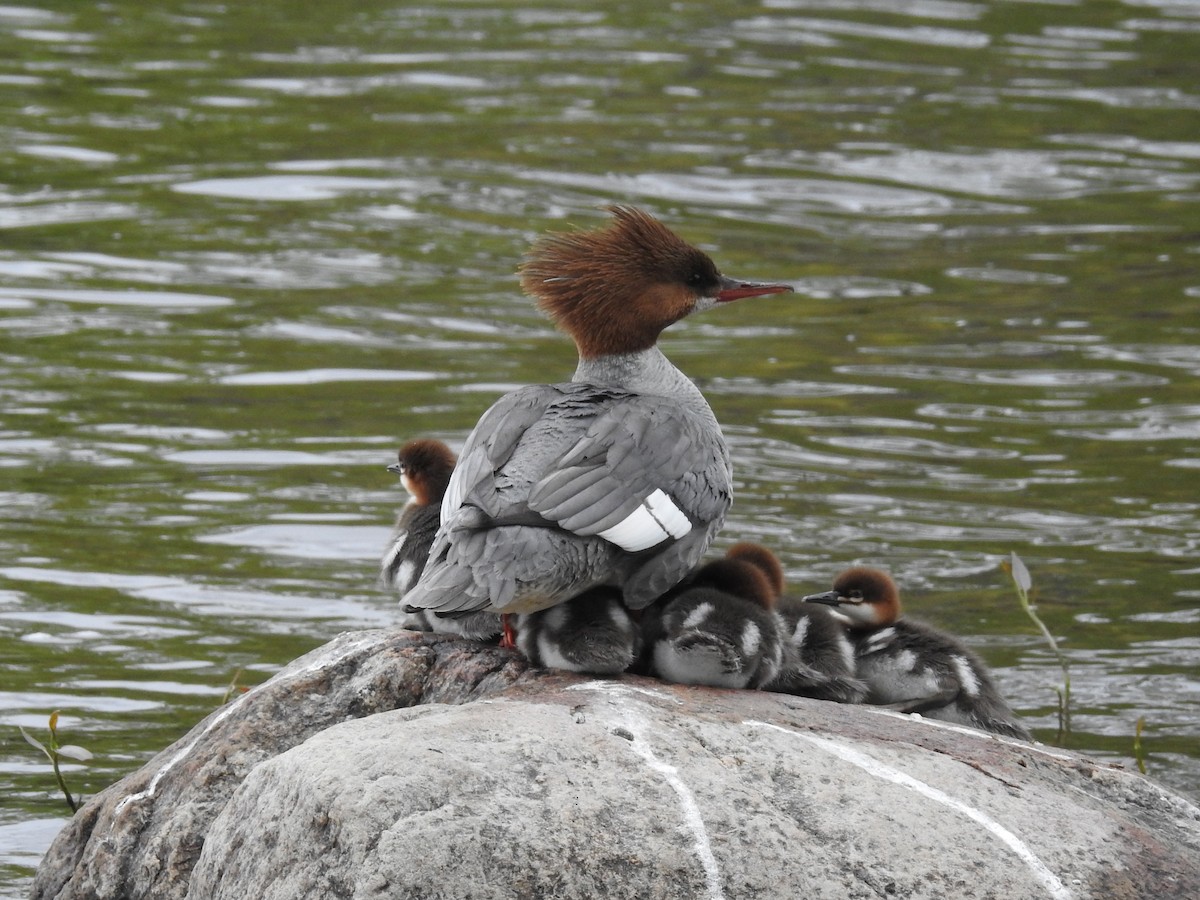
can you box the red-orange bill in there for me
[716,277,794,302]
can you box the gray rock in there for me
[31,631,528,900]
[33,630,1200,900]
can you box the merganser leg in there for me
[499,613,517,649]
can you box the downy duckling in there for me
[515,586,640,675]
[804,566,1031,740]
[723,543,866,704]
[644,552,784,690]
[381,438,501,641]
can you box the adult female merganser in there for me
[380,438,501,640]
[804,567,1032,739]
[723,543,866,704]
[643,550,785,689]
[403,206,792,637]
[514,586,641,675]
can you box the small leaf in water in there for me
[19,726,51,759]
[1010,551,1032,593]
[56,745,94,762]
[49,711,60,734]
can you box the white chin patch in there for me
[597,488,692,552]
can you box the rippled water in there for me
[3,0,1199,893]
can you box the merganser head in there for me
[688,556,777,610]
[724,542,786,602]
[387,438,457,506]
[519,205,793,359]
[802,566,901,630]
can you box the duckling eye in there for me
[685,270,706,287]
[848,590,864,601]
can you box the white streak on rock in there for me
[567,681,723,898]
[112,631,380,820]
[618,708,725,900]
[565,679,681,704]
[744,720,1072,900]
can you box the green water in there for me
[3,0,1199,892]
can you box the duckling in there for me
[722,543,866,704]
[644,552,784,690]
[381,439,501,641]
[515,586,640,675]
[804,566,1032,739]
[380,439,456,600]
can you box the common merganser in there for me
[644,550,785,689]
[514,586,640,675]
[380,438,456,599]
[723,543,866,704]
[804,567,1032,739]
[380,438,501,640]
[402,206,792,634]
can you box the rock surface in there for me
[33,629,1200,900]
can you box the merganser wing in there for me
[406,381,731,615]
[527,400,726,544]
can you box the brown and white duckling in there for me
[381,438,501,641]
[515,586,640,675]
[724,543,866,704]
[380,438,457,599]
[643,552,784,690]
[804,566,1032,740]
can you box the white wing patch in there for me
[396,560,417,594]
[835,632,855,672]
[952,654,981,697]
[791,616,810,646]
[861,626,897,655]
[681,601,714,630]
[645,488,692,538]
[379,532,406,582]
[597,488,692,553]
[741,622,762,657]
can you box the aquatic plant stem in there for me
[19,711,92,813]
[1005,552,1072,740]
[1134,716,1148,775]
